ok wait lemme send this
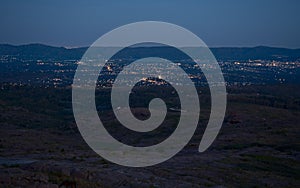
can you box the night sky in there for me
[1,0,299,48]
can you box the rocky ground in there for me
[0,86,299,187]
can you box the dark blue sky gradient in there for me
[1,0,299,48]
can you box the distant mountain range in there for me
[0,43,300,61]
[0,44,86,61]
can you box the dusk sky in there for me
[1,0,299,48]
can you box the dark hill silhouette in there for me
[0,43,300,61]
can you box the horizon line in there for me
[1,43,300,50]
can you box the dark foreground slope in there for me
[0,85,299,187]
